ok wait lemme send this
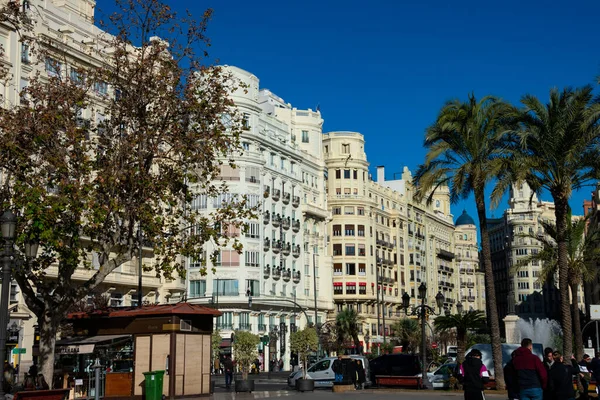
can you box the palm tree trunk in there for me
[475,187,505,389]
[571,281,584,360]
[457,329,466,364]
[553,194,573,358]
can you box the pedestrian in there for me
[457,349,490,400]
[577,354,592,400]
[332,355,343,383]
[547,351,576,400]
[355,359,366,390]
[504,351,520,400]
[278,358,283,371]
[347,358,356,389]
[223,356,234,389]
[214,357,220,375]
[543,347,554,400]
[590,351,600,385]
[513,338,547,400]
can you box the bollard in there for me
[93,359,102,400]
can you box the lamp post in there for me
[364,330,370,354]
[401,283,445,390]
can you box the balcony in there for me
[263,238,270,251]
[292,244,301,258]
[437,249,455,261]
[272,214,281,227]
[292,196,300,208]
[272,267,281,280]
[263,211,270,224]
[376,257,383,265]
[272,189,281,202]
[258,324,267,332]
[216,322,233,330]
[264,186,270,198]
[282,269,291,282]
[282,192,291,205]
[468,296,476,302]
[282,216,291,230]
[238,323,252,331]
[264,265,270,279]
[292,270,301,284]
[282,242,291,256]
[461,282,467,287]
[467,268,474,274]
[292,219,300,232]
[467,282,475,288]
[272,240,281,254]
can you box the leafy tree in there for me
[232,331,260,380]
[0,0,253,384]
[434,310,486,363]
[335,308,362,352]
[290,327,319,379]
[414,94,516,388]
[390,318,420,353]
[513,214,600,359]
[317,322,339,355]
[211,329,222,365]
[512,86,600,357]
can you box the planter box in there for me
[295,378,315,392]
[234,379,255,393]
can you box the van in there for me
[287,355,371,388]
[369,353,421,383]
[465,343,544,377]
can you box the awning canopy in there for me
[55,334,131,355]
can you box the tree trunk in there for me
[38,309,59,388]
[571,281,584,360]
[475,187,505,389]
[457,329,466,364]
[553,194,573,358]
[352,333,361,353]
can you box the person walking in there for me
[504,350,520,400]
[513,338,547,400]
[576,354,591,400]
[355,359,366,390]
[543,348,554,400]
[458,349,490,400]
[223,356,234,389]
[214,357,220,375]
[547,351,576,400]
[332,355,343,383]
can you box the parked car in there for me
[427,362,456,389]
[287,355,371,388]
[369,353,421,383]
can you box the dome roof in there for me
[456,210,475,226]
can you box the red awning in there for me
[359,282,367,286]
[346,282,355,286]
[333,282,342,286]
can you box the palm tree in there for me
[434,310,486,363]
[513,214,600,359]
[335,308,361,353]
[414,94,516,389]
[390,318,421,353]
[513,86,600,358]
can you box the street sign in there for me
[431,343,438,349]
[591,305,600,320]
[12,348,26,355]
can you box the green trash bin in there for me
[143,370,165,400]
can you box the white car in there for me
[288,355,371,388]
[427,363,457,389]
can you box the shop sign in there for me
[57,344,94,354]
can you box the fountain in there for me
[514,318,562,350]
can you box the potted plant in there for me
[290,327,319,392]
[232,330,260,393]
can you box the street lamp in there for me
[364,330,370,354]
[401,283,444,390]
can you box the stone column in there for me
[504,314,521,344]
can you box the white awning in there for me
[55,334,131,355]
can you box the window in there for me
[353,170,358,179]
[344,206,354,215]
[189,280,206,298]
[345,244,355,256]
[335,169,341,179]
[358,263,366,275]
[70,68,85,85]
[333,244,342,256]
[334,284,343,295]
[220,250,240,266]
[346,283,356,295]
[357,207,365,216]
[342,143,350,153]
[332,207,341,215]
[45,57,61,76]
[302,130,309,143]
[242,113,250,130]
[359,285,366,295]
[358,244,366,256]
[110,292,123,307]
[21,43,30,63]
[345,225,355,236]
[242,142,250,151]
[310,360,330,372]
[191,194,208,210]
[245,251,260,267]
[344,170,351,179]
[358,225,365,237]
[346,263,356,275]
[333,263,342,275]
[333,225,342,236]
[214,279,239,296]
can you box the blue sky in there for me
[97,0,600,228]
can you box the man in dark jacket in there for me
[458,349,490,400]
[332,355,343,383]
[223,356,234,389]
[590,351,600,390]
[547,351,576,400]
[513,338,547,400]
[504,350,520,400]
[543,348,554,400]
[578,354,592,400]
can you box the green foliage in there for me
[335,308,362,352]
[390,318,420,353]
[211,329,222,361]
[232,331,260,380]
[380,342,394,355]
[290,327,319,379]
[435,311,486,363]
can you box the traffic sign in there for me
[431,343,438,349]
[12,348,26,354]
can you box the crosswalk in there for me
[212,390,294,399]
